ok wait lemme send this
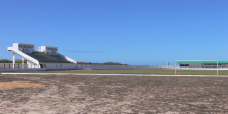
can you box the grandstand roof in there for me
[178,61,228,64]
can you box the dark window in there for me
[180,64,189,66]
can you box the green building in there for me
[178,61,228,68]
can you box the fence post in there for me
[175,61,176,75]
[217,61,218,75]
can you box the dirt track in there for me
[0,74,228,113]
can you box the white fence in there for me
[0,68,46,72]
[3,63,228,70]
[76,64,178,70]
[2,63,228,73]
[0,63,28,69]
[0,63,47,72]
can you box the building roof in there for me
[178,61,228,64]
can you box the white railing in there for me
[58,53,77,64]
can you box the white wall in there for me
[45,63,77,70]
[27,61,40,68]
[61,64,77,69]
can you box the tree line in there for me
[0,59,27,63]
[0,59,12,63]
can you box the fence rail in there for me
[3,63,228,70]
[0,68,46,72]
[0,63,27,69]
[76,64,178,70]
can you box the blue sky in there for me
[0,0,227,65]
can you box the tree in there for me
[0,59,12,63]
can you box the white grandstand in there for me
[7,43,77,70]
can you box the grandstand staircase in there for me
[7,47,39,66]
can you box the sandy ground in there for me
[0,74,228,114]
